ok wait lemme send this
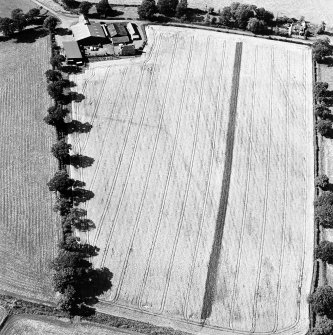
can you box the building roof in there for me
[111,35,130,44]
[126,22,139,36]
[78,14,90,25]
[72,22,106,42]
[63,41,82,59]
[107,23,128,37]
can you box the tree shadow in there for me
[60,92,85,104]
[60,65,83,74]
[69,154,94,168]
[14,26,48,43]
[320,57,333,67]
[72,188,94,205]
[65,120,92,134]
[324,183,333,192]
[56,27,72,36]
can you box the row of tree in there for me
[0,7,41,37]
[61,0,112,17]
[138,0,188,19]
[308,50,333,334]
[44,47,112,315]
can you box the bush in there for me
[308,285,333,316]
[315,174,329,189]
[138,0,157,19]
[315,241,333,264]
[317,119,332,137]
[313,38,333,63]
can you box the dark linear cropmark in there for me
[201,41,243,321]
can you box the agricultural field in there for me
[0,315,135,335]
[69,25,314,335]
[0,36,61,301]
[0,0,35,17]
[76,0,333,26]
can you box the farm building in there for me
[107,23,130,45]
[72,21,107,46]
[127,23,140,40]
[63,41,83,64]
[120,44,136,56]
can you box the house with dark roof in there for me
[106,23,129,45]
[71,21,107,46]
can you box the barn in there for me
[127,23,140,40]
[120,44,136,56]
[72,21,107,46]
[63,41,83,64]
[107,23,130,45]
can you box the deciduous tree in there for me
[43,15,60,32]
[79,1,93,15]
[247,17,265,34]
[47,170,75,193]
[96,0,112,16]
[0,17,16,37]
[313,38,333,63]
[312,316,333,335]
[315,241,333,264]
[315,174,330,189]
[175,0,187,18]
[157,0,178,16]
[307,285,333,317]
[317,119,332,137]
[51,139,72,161]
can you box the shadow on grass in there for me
[72,188,95,205]
[65,120,92,134]
[14,26,48,43]
[69,154,95,168]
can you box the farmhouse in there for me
[126,23,140,40]
[63,41,83,64]
[107,23,130,45]
[72,21,107,46]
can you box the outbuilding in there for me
[63,41,83,64]
[126,23,140,40]
[120,44,136,56]
[72,21,107,46]
[107,23,130,45]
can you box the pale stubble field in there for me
[69,26,314,335]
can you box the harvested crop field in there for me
[0,36,61,301]
[0,0,35,17]
[69,25,314,334]
[0,315,138,335]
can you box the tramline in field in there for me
[69,25,314,335]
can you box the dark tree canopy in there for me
[175,0,187,18]
[47,170,75,193]
[255,7,274,25]
[59,236,100,257]
[314,82,329,101]
[247,17,265,34]
[11,8,27,31]
[315,241,333,264]
[44,105,69,127]
[79,1,93,15]
[233,4,255,29]
[317,119,332,137]
[220,6,233,26]
[51,139,72,160]
[313,38,333,63]
[45,69,62,82]
[53,196,72,216]
[312,316,333,335]
[96,0,112,16]
[157,0,179,16]
[315,192,333,227]
[315,103,331,119]
[308,285,333,317]
[0,17,16,37]
[315,174,330,189]
[43,15,60,32]
[50,54,65,68]
[138,0,157,19]
[62,0,77,8]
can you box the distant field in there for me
[0,36,61,301]
[0,0,35,17]
[69,25,314,335]
[0,315,131,335]
[76,0,333,25]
